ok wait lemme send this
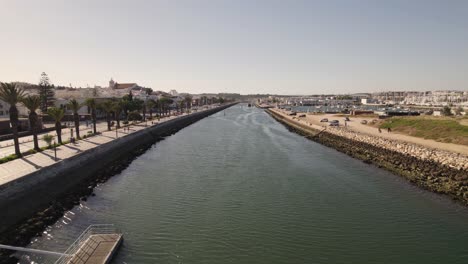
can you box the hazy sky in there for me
[1,0,468,95]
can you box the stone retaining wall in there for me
[267,109,468,206]
[313,122,467,170]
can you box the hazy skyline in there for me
[1,0,468,95]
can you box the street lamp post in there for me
[53,140,57,161]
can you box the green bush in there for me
[442,106,452,116]
[42,134,55,147]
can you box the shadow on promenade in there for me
[20,157,42,169]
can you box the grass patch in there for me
[380,116,468,145]
[0,154,18,164]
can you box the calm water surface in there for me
[24,104,468,264]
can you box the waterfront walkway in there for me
[1,122,110,158]
[0,114,185,186]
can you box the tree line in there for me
[0,82,227,158]
[0,71,231,159]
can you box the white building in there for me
[0,99,31,118]
[0,100,9,118]
[169,90,179,96]
[401,90,468,106]
[53,78,148,100]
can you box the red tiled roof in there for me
[114,83,136,89]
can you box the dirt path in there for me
[275,109,468,156]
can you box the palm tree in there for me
[99,100,114,131]
[84,98,97,134]
[68,99,82,139]
[159,97,173,116]
[0,82,25,157]
[146,99,156,118]
[47,107,65,144]
[112,100,123,128]
[22,95,42,151]
[142,101,147,121]
[120,99,130,120]
[178,100,184,113]
[184,95,192,112]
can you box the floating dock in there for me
[55,224,123,264]
[0,224,122,264]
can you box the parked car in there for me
[298,114,306,117]
[288,111,297,116]
[320,118,328,122]
[329,122,339,126]
[361,120,368,124]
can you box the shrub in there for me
[42,134,55,147]
[442,106,452,116]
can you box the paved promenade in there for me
[0,114,183,186]
[0,121,110,158]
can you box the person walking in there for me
[387,127,391,133]
[378,128,382,133]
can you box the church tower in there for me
[109,78,115,89]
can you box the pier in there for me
[55,224,122,264]
[0,225,122,264]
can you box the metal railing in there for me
[0,244,72,258]
[54,224,121,264]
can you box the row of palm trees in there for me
[0,82,196,158]
[0,83,25,156]
[0,82,64,156]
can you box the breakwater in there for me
[267,109,468,206]
[0,104,234,261]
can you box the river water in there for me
[24,104,468,264]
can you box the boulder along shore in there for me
[266,109,468,207]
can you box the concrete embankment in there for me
[266,109,468,206]
[0,104,235,235]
